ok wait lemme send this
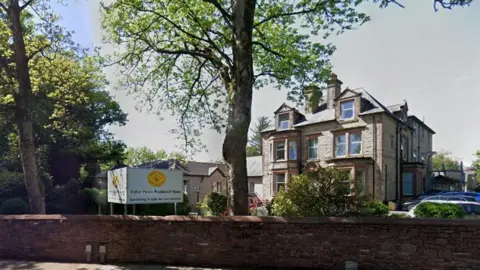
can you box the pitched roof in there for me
[96,159,227,178]
[247,156,263,177]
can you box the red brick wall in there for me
[1,215,480,269]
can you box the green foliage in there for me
[203,192,228,216]
[139,194,190,216]
[414,202,465,219]
[247,116,272,157]
[359,200,388,217]
[0,197,29,215]
[124,146,186,167]
[0,171,26,200]
[431,150,460,171]
[271,166,365,217]
[250,206,269,216]
[389,213,409,219]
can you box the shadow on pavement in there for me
[0,261,42,270]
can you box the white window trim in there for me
[335,134,348,157]
[275,173,287,192]
[275,142,286,161]
[278,113,290,130]
[288,141,297,160]
[340,100,355,120]
[307,138,318,160]
[349,132,362,156]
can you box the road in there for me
[0,261,227,270]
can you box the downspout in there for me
[395,121,400,203]
[372,115,377,200]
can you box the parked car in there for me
[401,195,476,211]
[442,192,480,201]
[408,200,480,218]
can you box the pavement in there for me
[0,261,227,270]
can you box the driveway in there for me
[0,261,227,270]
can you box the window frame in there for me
[349,132,362,155]
[274,173,286,193]
[307,138,318,160]
[288,141,297,160]
[355,168,366,195]
[413,149,417,162]
[248,182,255,193]
[275,141,286,161]
[278,113,290,130]
[334,131,363,158]
[340,100,355,120]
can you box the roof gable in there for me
[274,103,294,114]
[335,88,361,100]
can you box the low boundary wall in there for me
[0,215,479,269]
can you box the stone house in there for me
[260,73,435,204]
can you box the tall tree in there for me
[101,0,471,215]
[247,116,271,157]
[0,0,57,213]
[431,150,460,171]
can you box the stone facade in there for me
[261,74,435,203]
[1,215,479,269]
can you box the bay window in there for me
[275,173,286,192]
[288,141,297,160]
[275,142,285,160]
[355,169,366,194]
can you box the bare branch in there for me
[201,0,232,28]
[0,3,7,12]
[252,41,284,58]
[20,0,35,11]
[254,1,325,28]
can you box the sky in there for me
[52,0,480,165]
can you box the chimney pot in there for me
[326,72,342,109]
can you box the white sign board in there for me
[107,168,184,204]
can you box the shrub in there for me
[205,192,228,216]
[0,197,29,214]
[140,193,190,216]
[359,200,389,217]
[389,213,409,218]
[271,166,366,217]
[265,197,275,215]
[250,206,269,216]
[414,202,465,219]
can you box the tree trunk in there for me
[9,1,45,214]
[222,0,255,216]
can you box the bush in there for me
[205,192,228,216]
[250,206,269,216]
[389,213,409,218]
[0,197,29,214]
[265,197,275,215]
[359,200,389,217]
[271,166,366,217]
[139,193,191,216]
[414,202,465,219]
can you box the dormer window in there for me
[340,100,354,120]
[278,113,290,130]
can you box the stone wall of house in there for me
[184,170,227,206]
[382,115,400,201]
[1,215,479,269]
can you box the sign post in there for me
[107,168,184,212]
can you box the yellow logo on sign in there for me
[112,175,119,187]
[148,170,166,187]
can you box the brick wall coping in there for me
[1,214,480,226]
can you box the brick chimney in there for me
[304,85,322,114]
[326,73,342,109]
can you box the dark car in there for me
[442,192,480,201]
[401,194,437,211]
